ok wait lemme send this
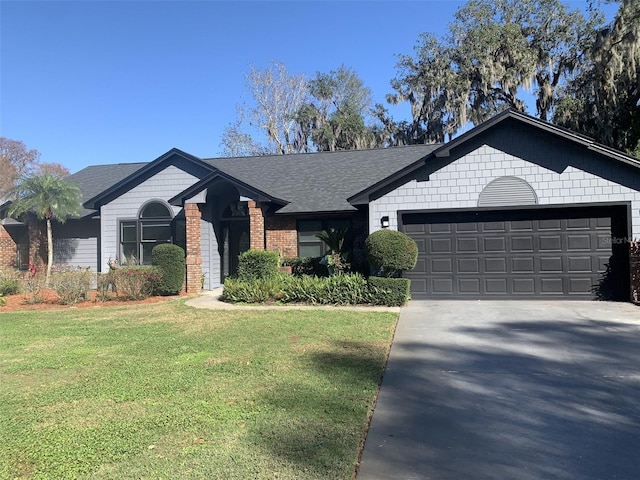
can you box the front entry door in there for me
[222,220,250,281]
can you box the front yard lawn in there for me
[0,300,397,479]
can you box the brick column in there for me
[184,203,202,294]
[248,201,265,250]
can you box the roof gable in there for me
[82,148,215,210]
[358,110,640,203]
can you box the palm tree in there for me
[7,174,82,284]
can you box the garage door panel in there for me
[567,235,591,251]
[458,258,480,273]
[567,218,591,229]
[511,236,534,251]
[485,278,508,294]
[431,278,454,294]
[484,237,506,252]
[456,223,479,233]
[540,278,564,294]
[431,258,452,273]
[567,256,593,273]
[429,223,451,234]
[597,256,610,273]
[597,235,611,250]
[569,278,594,294]
[402,206,625,299]
[539,235,562,251]
[403,223,426,235]
[413,238,427,254]
[540,256,563,272]
[430,238,452,253]
[458,278,480,294]
[511,220,533,231]
[457,238,479,252]
[512,278,535,294]
[512,257,535,273]
[483,222,506,232]
[539,219,562,230]
[485,257,507,273]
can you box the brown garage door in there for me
[401,206,628,299]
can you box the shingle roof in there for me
[69,145,440,215]
[205,145,440,213]
[68,162,147,216]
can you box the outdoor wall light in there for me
[380,216,390,228]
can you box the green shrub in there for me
[222,276,284,303]
[50,266,93,305]
[0,268,21,296]
[365,229,418,277]
[367,276,411,306]
[112,266,162,300]
[237,250,280,281]
[0,279,20,296]
[282,256,328,277]
[0,296,5,307]
[280,273,373,305]
[151,244,185,295]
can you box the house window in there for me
[297,218,351,258]
[119,201,175,265]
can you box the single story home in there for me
[2,109,639,300]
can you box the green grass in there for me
[0,300,397,479]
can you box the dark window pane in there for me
[121,222,137,242]
[120,243,138,264]
[141,243,155,265]
[298,220,323,233]
[327,219,351,232]
[140,202,171,218]
[141,222,171,242]
[299,244,322,258]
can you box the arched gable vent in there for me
[478,176,538,207]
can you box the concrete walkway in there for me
[357,300,640,480]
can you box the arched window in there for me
[119,201,174,265]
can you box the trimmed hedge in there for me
[152,244,185,295]
[365,229,418,277]
[221,273,412,306]
[367,276,411,306]
[237,250,280,280]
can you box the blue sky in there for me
[1,1,613,174]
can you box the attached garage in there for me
[353,110,640,301]
[400,205,630,299]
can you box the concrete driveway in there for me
[357,300,640,480]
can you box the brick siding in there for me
[265,216,297,257]
[184,203,202,294]
[0,224,17,268]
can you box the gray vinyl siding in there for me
[200,217,220,290]
[99,165,198,272]
[52,219,100,270]
[371,142,640,237]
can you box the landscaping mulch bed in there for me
[0,289,188,312]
